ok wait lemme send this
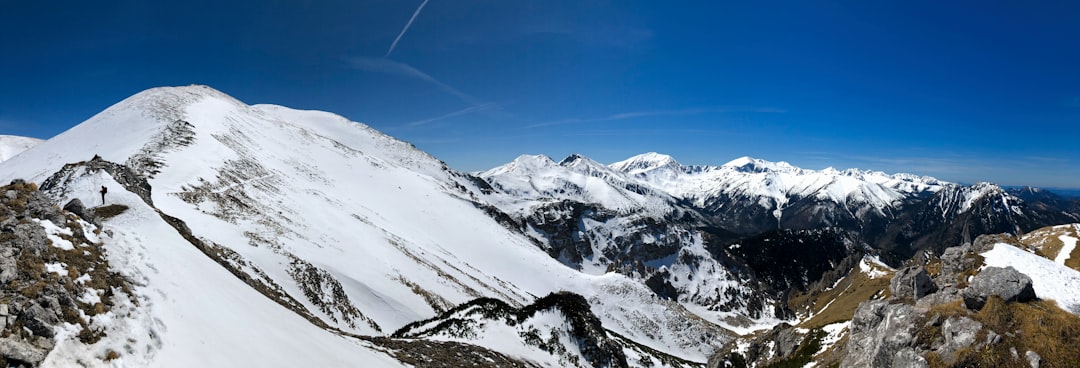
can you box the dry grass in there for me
[92,204,129,220]
[1019,224,1080,272]
[917,298,1080,368]
[793,268,892,329]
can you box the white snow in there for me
[0,85,725,366]
[45,262,67,276]
[1055,225,1078,265]
[33,218,76,250]
[858,255,892,279]
[818,320,850,352]
[982,242,1080,315]
[606,153,947,218]
[0,135,44,162]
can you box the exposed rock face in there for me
[395,292,635,368]
[40,155,154,206]
[937,316,983,362]
[62,198,91,225]
[843,300,927,368]
[961,266,1037,310]
[890,266,937,300]
[839,236,1079,367]
[0,179,133,366]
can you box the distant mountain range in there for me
[0,85,1076,367]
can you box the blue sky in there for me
[1,1,1078,188]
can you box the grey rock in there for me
[962,266,1037,310]
[890,266,938,301]
[736,323,806,365]
[1026,350,1041,368]
[0,337,46,365]
[63,198,91,223]
[0,303,8,316]
[4,190,16,200]
[19,304,56,338]
[985,329,1001,345]
[937,316,983,362]
[842,300,928,368]
[916,286,962,310]
[0,259,17,285]
[936,245,981,288]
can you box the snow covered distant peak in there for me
[0,135,43,162]
[480,154,557,177]
[720,156,802,174]
[609,152,681,176]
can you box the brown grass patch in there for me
[917,297,1080,368]
[794,269,892,329]
[92,204,129,220]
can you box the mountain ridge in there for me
[1,85,1077,367]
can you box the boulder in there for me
[962,266,1037,310]
[890,266,938,301]
[62,198,91,223]
[0,337,46,366]
[842,300,928,368]
[1026,350,1041,368]
[937,316,983,362]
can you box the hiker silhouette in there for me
[100,186,108,205]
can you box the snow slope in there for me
[982,242,1080,315]
[0,85,728,365]
[39,168,403,367]
[0,135,43,162]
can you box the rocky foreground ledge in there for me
[711,234,1080,368]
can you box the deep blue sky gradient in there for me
[1,1,1078,187]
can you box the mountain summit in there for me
[1,85,1077,367]
[0,86,729,367]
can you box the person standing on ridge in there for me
[100,186,108,205]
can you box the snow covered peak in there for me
[480,154,557,177]
[720,156,801,174]
[0,135,43,162]
[609,152,681,176]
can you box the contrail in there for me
[386,0,430,57]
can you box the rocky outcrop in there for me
[961,266,1037,310]
[844,300,927,368]
[890,266,937,301]
[397,292,632,368]
[40,155,154,206]
[840,235,1076,367]
[0,179,133,366]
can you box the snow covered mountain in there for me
[487,151,1078,262]
[477,150,1080,335]
[610,152,948,236]
[2,84,1077,367]
[0,135,43,162]
[0,85,730,367]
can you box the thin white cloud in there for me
[349,57,481,105]
[527,107,785,128]
[404,103,498,127]
[386,0,430,57]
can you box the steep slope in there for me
[0,135,43,162]
[0,85,729,365]
[479,154,778,330]
[393,292,705,368]
[875,183,1079,263]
